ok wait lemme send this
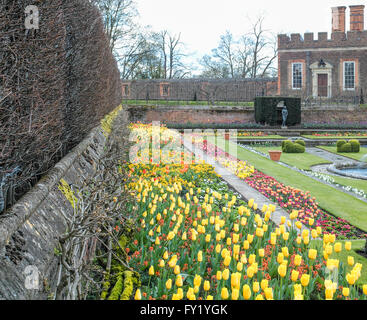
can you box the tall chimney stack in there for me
[332,6,346,33]
[349,5,365,31]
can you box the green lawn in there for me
[238,135,285,140]
[124,99,254,107]
[311,240,367,287]
[303,135,367,140]
[252,146,331,170]
[209,136,367,233]
[318,146,367,161]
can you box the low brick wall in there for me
[127,105,367,125]
[0,113,123,299]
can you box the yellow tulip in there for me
[176,275,183,287]
[325,244,333,255]
[174,265,180,275]
[216,271,222,281]
[243,284,252,300]
[334,242,342,253]
[325,288,334,300]
[222,269,230,280]
[134,289,142,300]
[197,251,203,262]
[259,249,265,257]
[248,199,254,208]
[255,294,264,300]
[316,226,322,235]
[205,234,211,243]
[159,259,165,268]
[309,218,314,226]
[248,254,255,265]
[295,221,302,229]
[253,282,260,293]
[345,241,352,251]
[342,287,350,297]
[347,256,355,266]
[280,216,286,225]
[182,232,187,240]
[233,244,240,256]
[278,264,287,278]
[166,279,172,290]
[207,295,213,300]
[283,232,289,241]
[282,247,289,258]
[346,273,356,285]
[194,275,202,287]
[311,229,318,239]
[300,274,310,287]
[363,284,367,295]
[231,288,239,300]
[226,237,232,246]
[221,287,229,300]
[264,287,273,300]
[277,252,284,264]
[243,240,250,250]
[237,262,243,272]
[303,236,310,245]
[149,266,154,276]
[247,234,254,244]
[308,249,317,260]
[291,270,299,282]
[294,293,304,300]
[204,280,210,291]
[256,228,264,238]
[261,279,268,291]
[223,255,231,267]
[296,237,302,245]
[247,266,255,278]
[231,273,241,290]
[163,251,169,260]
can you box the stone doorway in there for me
[310,61,333,98]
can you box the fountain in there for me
[328,155,367,180]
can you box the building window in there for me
[292,63,303,90]
[344,61,355,90]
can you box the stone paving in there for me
[183,138,309,234]
[307,147,360,165]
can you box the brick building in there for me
[278,5,367,100]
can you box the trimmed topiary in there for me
[340,143,352,153]
[282,140,293,153]
[337,140,347,152]
[295,140,306,147]
[283,141,305,154]
[349,140,360,153]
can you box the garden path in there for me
[307,147,360,164]
[183,138,309,235]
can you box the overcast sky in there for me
[135,0,364,74]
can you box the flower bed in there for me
[107,124,367,301]
[201,139,367,240]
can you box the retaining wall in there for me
[127,105,367,125]
[0,125,109,300]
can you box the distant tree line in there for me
[96,1,277,80]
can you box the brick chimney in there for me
[349,5,365,31]
[332,6,346,33]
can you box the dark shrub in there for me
[282,140,293,152]
[349,140,360,153]
[337,140,347,152]
[295,140,306,147]
[340,143,352,153]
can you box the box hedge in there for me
[337,140,360,153]
[282,140,305,153]
[254,97,301,126]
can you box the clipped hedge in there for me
[337,140,360,153]
[254,97,301,126]
[282,140,305,154]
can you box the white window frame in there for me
[292,62,303,90]
[343,61,356,91]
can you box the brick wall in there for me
[122,79,278,102]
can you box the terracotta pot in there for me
[268,150,282,162]
[225,133,230,140]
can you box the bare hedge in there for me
[0,0,122,213]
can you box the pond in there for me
[340,167,367,177]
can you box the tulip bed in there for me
[114,124,367,301]
[202,139,367,240]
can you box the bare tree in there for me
[198,14,278,79]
